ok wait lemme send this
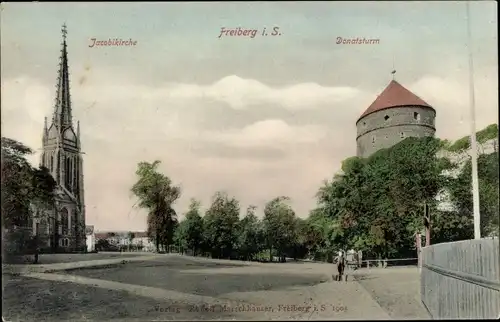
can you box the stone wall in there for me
[356,106,436,158]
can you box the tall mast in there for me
[466,1,481,239]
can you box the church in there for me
[32,24,86,252]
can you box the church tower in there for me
[39,24,86,251]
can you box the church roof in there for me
[357,80,433,123]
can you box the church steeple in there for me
[42,117,48,141]
[39,23,86,252]
[52,23,73,129]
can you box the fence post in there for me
[416,232,422,269]
[424,203,431,246]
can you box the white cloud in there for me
[177,75,361,110]
[1,70,498,231]
[410,73,498,139]
[74,71,361,111]
[207,119,328,148]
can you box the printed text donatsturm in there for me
[336,36,380,44]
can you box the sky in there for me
[1,1,498,232]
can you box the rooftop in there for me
[358,80,433,122]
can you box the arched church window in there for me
[61,208,69,235]
[73,157,77,192]
[69,157,73,188]
[65,157,71,188]
[50,154,54,172]
[72,211,78,236]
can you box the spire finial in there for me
[391,54,396,80]
[62,23,68,41]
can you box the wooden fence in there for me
[421,239,500,319]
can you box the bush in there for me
[3,228,33,255]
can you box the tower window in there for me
[73,157,77,192]
[384,115,390,121]
[362,122,366,127]
[400,132,405,138]
[59,238,69,247]
[61,208,69,235]
[65,157,70,188]
[414,112,420,121]
[372,136,376,143]
[72,211,78,236]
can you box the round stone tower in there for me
[356,80,436,158]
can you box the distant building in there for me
[356,80,436,158]
[95,232,121,246]
[86,226,95,252]
[131,232,156,252]
[94,231,156,252]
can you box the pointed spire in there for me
[52,23,73,129]
[77,120,81,141]
[42,117,48,144]
[43,116,48,137]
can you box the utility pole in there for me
[423,202,431,247]
[466,1,481,239]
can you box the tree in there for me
[203,192,240,259]
[316,137,453,260]
[181,198,204,256]
[263,196,297,262]
[131,160,180,253]
[96,239,113,251]
[127,231,135,251]
[174,219,188,254]
[446,123,498,153]
[1,137,57,260]
[2,137,36,229]
[447,152,499,237]
[290,217,308,260]
[235,205,264,261]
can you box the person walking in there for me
[358,250,363,269]
[334,249,346,281]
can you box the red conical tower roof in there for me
[357,80,433,123]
